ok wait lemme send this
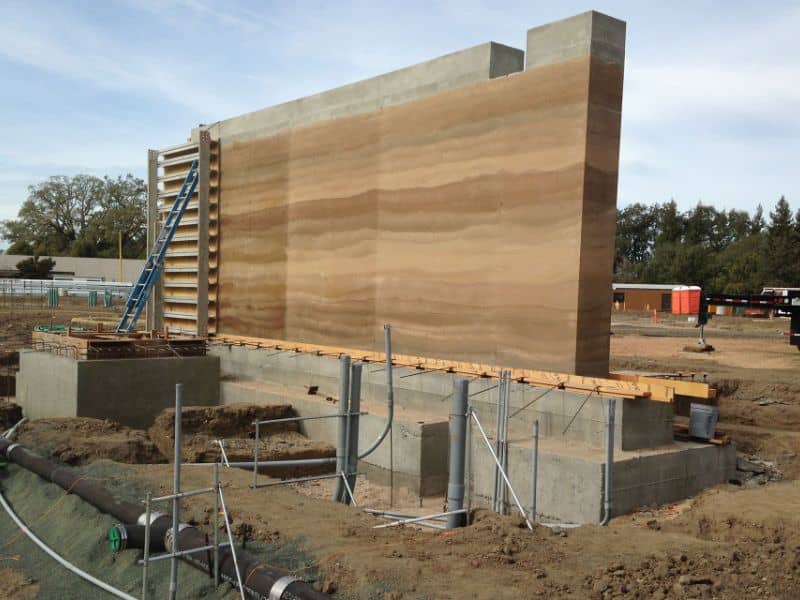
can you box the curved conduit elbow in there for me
[357,324,395,461]
[215,325,396,476]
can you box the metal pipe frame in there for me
[253,421,260,489]
[141,492,151,599]
[141,541,232,564]
[0,439,327,600]
[530,419,539,522]
[252,472,346,489]
[252,413,363,426]
[151,486,216,503]
[363,509,448,522]
[340,472,358,507]
[213,462,220,587]
[168,383,182,600]
[217,485,246,600]
[470,409,533,531]
[373,509,467,529]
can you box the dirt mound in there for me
[150,402,300,438]
[16,417,166,465]
[148,403,335,477]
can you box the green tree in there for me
[726,209,751,242]
[655,200,684,244]
[749,204,765,234]
[16,255,55,279]
[763,196,800,286]
[614,196,796,293]
[614,203,657,278]
[2,173,146,259]
[711,236,766,293]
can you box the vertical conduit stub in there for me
[333,354,351,502]
[601,398,615,525]
[447,378,469,528]
[345,362,362,504]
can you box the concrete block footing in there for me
[17,351,219,430]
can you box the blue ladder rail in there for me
[116,160,199,333]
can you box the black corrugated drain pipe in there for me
[0,438,329,600]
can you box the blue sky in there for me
[1,0,798,224]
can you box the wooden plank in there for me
[212,333,654,400]
[609,372,714,400]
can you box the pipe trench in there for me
[0,438,329,600]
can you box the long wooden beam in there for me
[210,333,693,402]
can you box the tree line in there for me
[2,173,797,294]
[615,196,800,293]
[1,174,147,259]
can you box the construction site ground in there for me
[1,308,799,598]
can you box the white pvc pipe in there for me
[2,417,27,440]
[0,490,138,600]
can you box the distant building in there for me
[0,255,144,283]
[612,283,680,311]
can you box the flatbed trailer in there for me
[700,290,800,350]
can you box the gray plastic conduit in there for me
[356,323,394,460]
[332,354,351,503]
[344,363,362,502]
[600,398,616,526]
[0,438,329,600]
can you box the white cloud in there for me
[0,2,240,118]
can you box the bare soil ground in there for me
[14,417,165,465]
[0,295,122,353]
[2,306,799,598]
[148,403,335,477]
[611,311,800,480]
[0,568,39,599]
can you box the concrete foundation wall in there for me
[212,345,672,451]
[469,436,736,524]
[18,352,220,429]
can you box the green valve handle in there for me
[108,524,126,552]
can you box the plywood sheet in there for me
[217,55,622,375]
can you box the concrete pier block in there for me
[526,10,626,69]
[17,351,219,429]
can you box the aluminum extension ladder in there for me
[116,160,199,333]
